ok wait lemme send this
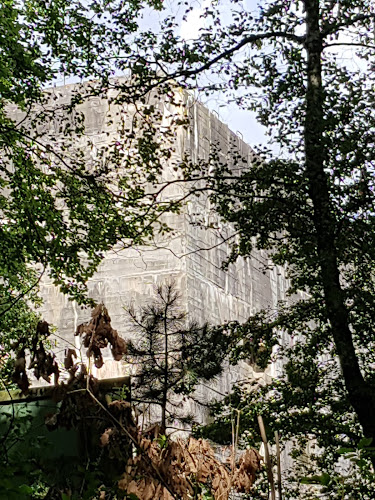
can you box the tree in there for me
[3,0,375,494]
[0,0,178,310]
[0,0,190,385]
[125,281,229,434]
[178,1,375,495]
[110,0,375,495]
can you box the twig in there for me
[234,409,241,464]
[258,415,276,500]
[141,403,146,433]
[275,430,282,500]
[86,387,177,499]
[0,268,45,316]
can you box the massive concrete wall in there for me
[32,83,289,392]
[183,98,290,326]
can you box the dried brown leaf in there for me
[64,348,77,370]
[100,427,114,447]
[36,320,49,335]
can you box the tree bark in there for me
[304,0,375,444]
[161,301,169,434]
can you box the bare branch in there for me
[324,42,375,50]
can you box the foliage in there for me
[76,303,128,370]
[0,0,183,311]
[198,325,375,498]
[0,0,188,451]
[0,300,134,499]
[116,0,375,496]
[1,358,260,500]
[0,288,41,386]
[3,0,375,496]
[125,281,230,432]
[115,432,261,499]
[0,361,134,498]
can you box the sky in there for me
[53,0,369,151]
[52,0,270,147]
[143,0,268,147]
[52,0,267,147]
[174,0,371,150]
[177,0,267,147]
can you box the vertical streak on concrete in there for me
[28,83,290,405]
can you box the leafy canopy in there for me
[0,0,174,310]
[118,0,375,496]
[2,0,375,496]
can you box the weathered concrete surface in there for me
[30,83,290,399]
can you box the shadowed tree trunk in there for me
[304,0,375,450]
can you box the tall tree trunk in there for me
[161,303,169,434]
[304,0,375,444]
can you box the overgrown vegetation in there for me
[125,281,230,433]
[0,304,261,499]
[158,1,375,496]
[2,0,375,497]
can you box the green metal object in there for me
[0,376,131,471]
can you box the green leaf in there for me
[18,485,33,494]
[337,447,354,455]
[358,437,373,449]
[300,473,331,486]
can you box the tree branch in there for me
[324,42,375,50]
[322,13,375,38]
[176,32,305,79]
[0,268,45,317]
